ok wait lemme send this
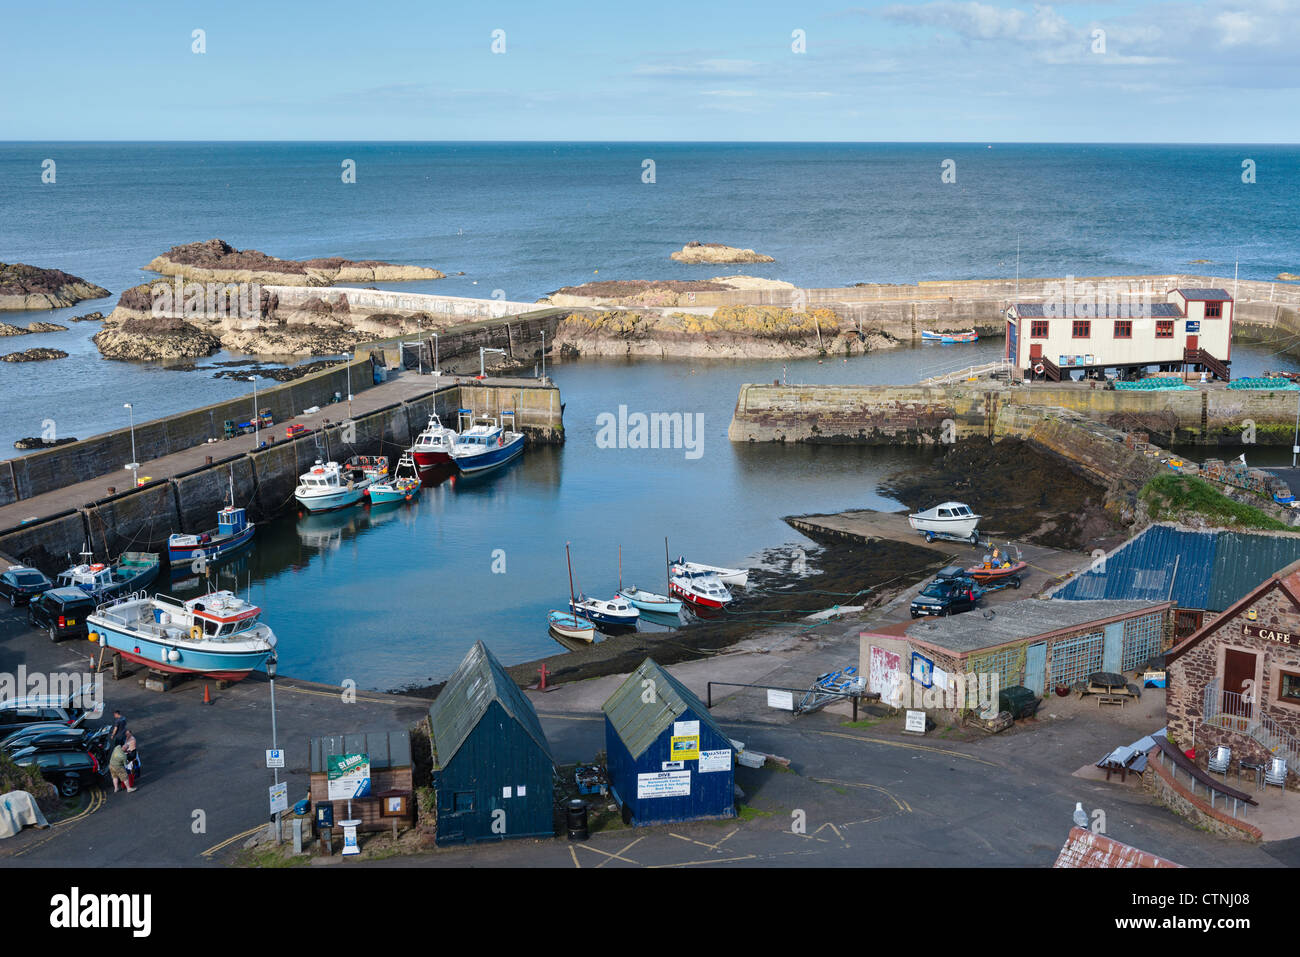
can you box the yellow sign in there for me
[669,735,700,761]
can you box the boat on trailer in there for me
[964,544,1026,584]
[87,590,276,682]
[907,501,982,544]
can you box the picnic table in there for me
[1075,672,1141,700]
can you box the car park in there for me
[27,587,97,642]
[0,686,99,731]
[11,745,105,797]
[0,565,53,607]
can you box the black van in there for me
[28,587,97,642]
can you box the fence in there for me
[1202,679,1300,769]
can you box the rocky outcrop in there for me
[670,241,775,264]
[144,239,445,286]
[69,311,104,322]
[0,320,68,336]
[93,315,222,361]
[0,347,69,362]
[1279,273,1300,282]
[553,305,896,359]
[545,275,794,308]
[0,263,110,310]
[14,436,77,450]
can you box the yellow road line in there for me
[278,684,404,705]
[809,776,915,813]
[814,729,998,767]
[200,823,269,859]
[569,845,581,868]
[649,854,758,868]
[573,835,643,868]
[11,787,103,857]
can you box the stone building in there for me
[1166,560,1300,788]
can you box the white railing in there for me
[920,357,1013,386]
[1203,679,1299,768]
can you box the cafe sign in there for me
[1242,623,1293,645]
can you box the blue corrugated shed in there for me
[1053,525,1218,608]
[603,659,735,826]
[1054,524,1300,612]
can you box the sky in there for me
[1,0,1297,141]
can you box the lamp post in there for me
[247,376,259,450]
[480,346,506,378]
[267,654,280,844]
[1292,391,1299,468]
[432,333,439,376]
[540,330,546,380]
[343,352,353,419]
[123,403,139,487]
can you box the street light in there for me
[480,346,506,379]
[267,654,280,844]
[342,352,354,419]
[247,376,259,450]
[1292,391,1299,468]
[123,403,139,487]
[432,333,439,376]
[540,330,546,381]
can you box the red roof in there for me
[1053,827,1182,868]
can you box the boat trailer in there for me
[707,668,875,719]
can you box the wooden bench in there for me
[1097,695,1125,708]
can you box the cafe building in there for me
[1166,560,1300,788]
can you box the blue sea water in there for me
[2,142,1299,685]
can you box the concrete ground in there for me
[2,551,1294,869]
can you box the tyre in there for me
[1012,577,1022,589]
[969,532,979,545]
[925,532,934,543]
[59,774,81,798]
[48,625,59,643]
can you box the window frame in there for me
[1205,302,1223,319]
[1071,319,1091,339]
[1155,320,1174,339]
[1030,320,1049,339]
[1113,320,1133,339]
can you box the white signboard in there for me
[637,770,691,799]
[266,749,285,769]
[932,666,950,691]
[767,689,795,711]
[269,781,289,815]
[904,710,927,734]
[699,749,732,772]
[662,761,684,771]
[673,720,700,737]
[340,820,360,856]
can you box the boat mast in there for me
[665,536,670,590]
[618,545,623,592]
[566,542,577,609]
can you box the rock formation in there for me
[144,239,445,286]
[0,320,68,336]
[0,263,110,310]
[93,314,222,361]
[544,275,794,308]
[670,241,775,264]
[0,347,69,362]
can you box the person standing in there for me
[109,744,135,793]
[123,730,139,790]
[110,710,127,750]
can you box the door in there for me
[1186,334,1199,351]
[1102,622,1124,674]
[1223,649,1256,719]
[1024,642,1047,696]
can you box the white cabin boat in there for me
[907,502,982,543]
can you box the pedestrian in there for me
[110,709,127,750]
[109,744,135,793]
[123,730,140,790]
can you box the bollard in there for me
[293,818,303,854]
[205,455,213,465]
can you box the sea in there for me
[1,142,1298,686]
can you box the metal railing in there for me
[920,357,1013,386]
[1203,679,1300,768]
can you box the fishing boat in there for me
[344,454,388,479]
[672,558,749,587]
[613,546,682,613]
[550,543,597,643]
[87,590,276,682]
[56,551,160,601]
[448,410,525,475]
[571,593,639,628]
[964,545,1027,583]
[907,501,982,544]
[167,506,255,565]
[294,460,375,512]
[409,413,457,469]
[548,610,595,643]
[367,452,422,505]
[921,329,979,344]
[669,564,733,610]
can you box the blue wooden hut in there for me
[427,641,555,844]
[602,658,736,826]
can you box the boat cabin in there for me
[217,507,248,537]
[58,564,114,592]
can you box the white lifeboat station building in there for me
[1005,284,1233,382]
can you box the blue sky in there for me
[2,0,1297,141]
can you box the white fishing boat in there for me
[669,564,733,610]
[294,460,374,512]
[907,501,982,543]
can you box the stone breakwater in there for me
[143,238,445,286]
[0,263,110,311]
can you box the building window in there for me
[1280,671,1300,704]
[1155,320,1174,338]
[1113,320,1132,339]
[1205,303,1223,318]
[1050,631,1104,688]
[1072,320,1091,338]
[1030,320,1049,338]
[452,791,475,812]
[1121,613,1164,672]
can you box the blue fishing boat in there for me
[56,551,160,601]
[167,506,255,565]
[367,452,422,505]
[448,410,525,475]
[548,610,595,643]
[921,329,979,344]
[87,590,276,683]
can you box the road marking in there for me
[809,776,914,813]
[573,835,644,868]
[569,845,581,868]
[201,823,269,859]
[813,729,998,767]
[10,787,103,857]
[648,854,758,868]
[667,827,739,852]
[278,684,405,706]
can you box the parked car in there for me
[999,685,1041,719]
[910,578,982,618]
[27,587,97,642]
[2,726,96,756]
[0,565,53,607]
[10,745,105,797]
[0,685,98,731]
[0,723,89,754]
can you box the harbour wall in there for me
[378,308,569,376]
[0,380,564,571]
[729,383,1300,447]
[265,285,538,320]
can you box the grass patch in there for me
[737,804,773,821]
[1140,474,1291,531]
[840,718,884,729]
[233,845,311,868]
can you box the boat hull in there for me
[617,589,683,614]
[907,514,980,538]
[669,580,729,610]
[452,435,525,475]
[569,600,638,627]
[166,523,256,564]
[965,561,1027,582]
[412,449,453,469]
[296,487,366,512]
[548,611,595,642]
[91,626,272,681]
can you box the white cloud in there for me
[634,59,761,77]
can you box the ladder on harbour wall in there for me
[1203,679,1299,768]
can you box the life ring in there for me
[1033,363,1045,375]
[190,625,203,641]
[89,563,106,572]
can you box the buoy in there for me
[88,631,98,643]
[190,625,202,641]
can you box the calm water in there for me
[4,142,1300,685]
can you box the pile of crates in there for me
[1202,458,1294,504]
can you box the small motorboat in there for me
[921,329,979,344]
[907,502,981,544]
[294,460,375,512]
[168,506,255,565]
[571,594,639,629]
[368,452,422,505]
[617,586,682,615]
[669,565,733,610]
[673,558,748,588]
[56,551,160,601]
[964,545,1026,583]
[449,410,525,475]
[410,413,457,469]
[548,610,595,643]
